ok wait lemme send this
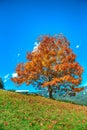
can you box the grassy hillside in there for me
[0,90,87,130]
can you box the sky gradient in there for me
[0,0,87,91]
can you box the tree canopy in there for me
[11,34,84,98]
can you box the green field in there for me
[0,90,87,130]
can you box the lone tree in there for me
[11,34,84,98]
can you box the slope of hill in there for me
[0,90,87,130]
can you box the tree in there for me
[11,34,84,99]
[0,77,4,90]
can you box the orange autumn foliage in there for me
[11,34,84,98]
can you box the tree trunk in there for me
[48,86,53,99]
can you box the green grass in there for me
[0,90,87,130]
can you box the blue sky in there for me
[0,0,87,91]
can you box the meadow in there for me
[0,90,87,130]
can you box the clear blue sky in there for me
[0,0,87,91]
